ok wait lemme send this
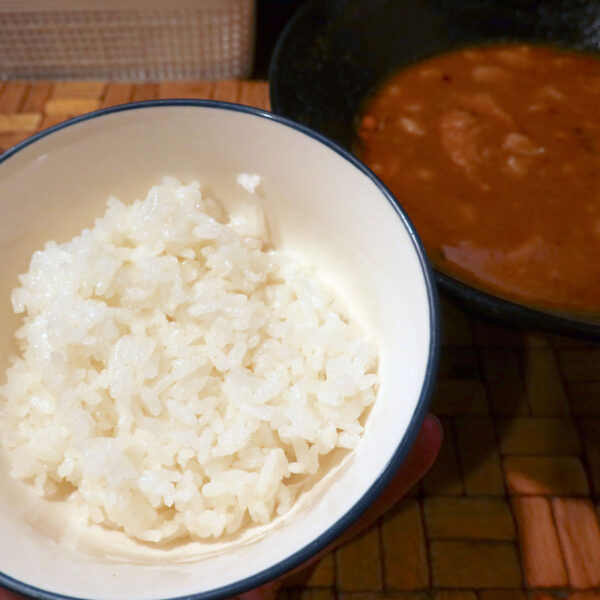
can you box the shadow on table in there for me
[423,296,599,499]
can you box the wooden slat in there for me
[336,527,383,591]
[101,83,134,108]
[157,81,215,100]
[456,416,505,495]
[0,82,28,113]
[21,82,53,112]
[52,81,105,99]
[430,541,522,588]
[212,79,241,103]
[504,456,589,495]
[44,98,101,118]
[424,497,515,540]
[513,496,568,588]
[130,83,158,102]
[553,498,600,588]
[239,80,270,110]
[0,113,42,133]
[381,500,429,590]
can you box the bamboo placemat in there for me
[1,80,599,600]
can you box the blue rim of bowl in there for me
[0,99,440,600]
[268,2,600,342]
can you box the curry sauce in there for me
[356,44,600,313]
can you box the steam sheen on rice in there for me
[0,178,378,542]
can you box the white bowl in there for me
[0,101,439,600]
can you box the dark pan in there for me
[269,0,600,341]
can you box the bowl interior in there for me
[269,0,600,339]
[0,103,435,600]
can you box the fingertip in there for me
[0,589,24,600]
[423,413,443,448]
[413,413,443,474]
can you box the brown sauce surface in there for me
[356,44,600,314]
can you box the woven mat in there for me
[1,80,599,600]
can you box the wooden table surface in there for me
[1,80,600,600]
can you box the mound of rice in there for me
[0,177,378,542]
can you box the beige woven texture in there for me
[0,1,255,80]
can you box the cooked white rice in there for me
[0,177,378,543]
